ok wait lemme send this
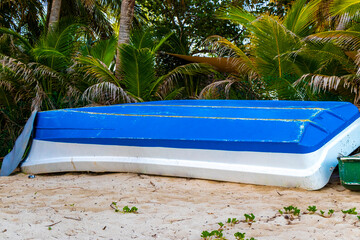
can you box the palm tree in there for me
[0,0,45,43]
[196,0,358,101]
[49,0,62,29]
[0,21,88,157]
[76,26,213,104]
[115,0,136,79]
[295,0,360,104]
[197,0,321,100]
[0,22,86,110]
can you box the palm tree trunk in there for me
[115,0,135,79]
[49,0,62,30]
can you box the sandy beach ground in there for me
[1,170,360,240]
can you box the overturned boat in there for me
[6,100,360,189]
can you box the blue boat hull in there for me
[20,100,360,189]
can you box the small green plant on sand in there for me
[342,208,357,215]
[234,232,256,240]
[201,229,226,240]
[279,206,300,216]
[307,206,317,214]
[227,217,239,226]
[244,213,256,223]
[234,232,245,240]
[123,206,138,213]
[218,222,224,229]
[357,216,360,221]
[111,202,138,213]
[319,209,334,218]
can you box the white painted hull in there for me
[21,118,360,190]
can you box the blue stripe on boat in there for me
[33,100,360,154]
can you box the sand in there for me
[1,171,360,240]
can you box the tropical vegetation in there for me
[1,0,360,157]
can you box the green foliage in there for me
[234,232,257,240]
[227,217,239,226]
[78,26,210,104]
[307,206,317,214]
[111,202,138,213]
[234,232,246,240]
[202,0,360,102]
[281,206,301,216]
[138,0,242,49]
[201,229,226,240]
[342,208,358,215]
[123,206,138,213]
[319,209,335,218]
[244,213,256,223]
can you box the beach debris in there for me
[45,220,61,230]
[149,181,157,192]
[28,175,35,179]
[64,216,82,221]
[168,218,191,224]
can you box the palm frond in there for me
[252,15,302,77]
[119,44,156,100]
[355,50,360,75]
[206,35,257,76]
[157,63,216,98]
[306,31,360,50]
[38,23,85,57]
[82,81,134,104]
[331,0,360,18]
[283,0,321,37]
[152,32,174,53]
[87,35,117,67]
[217,6,256,27]
[0,27,32,52]
[199,79,237,99]
[283,43,354,73]
[130,27,154,50]
[31,82,49,110]
[296,73,342,93]
[31,48,70,71]
[76,55,120,85]
[161,87,185,100]
[0,56,61,84]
